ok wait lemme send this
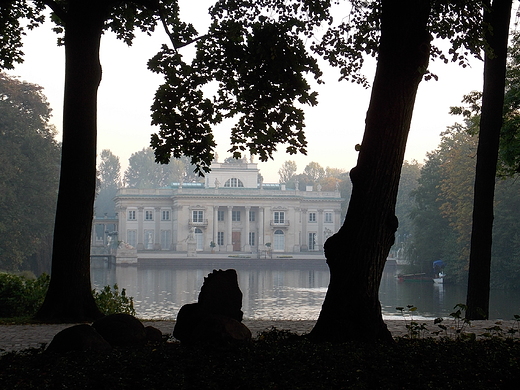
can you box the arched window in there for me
[224,178,244,187]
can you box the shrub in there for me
[93,284,136,316]
[0,272,135,319]
[0,272,49,317]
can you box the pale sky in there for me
[6,1,485,183]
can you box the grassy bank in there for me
[1,330,518,389]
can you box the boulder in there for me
[46,324,112,353]
[92,313,147,347]
[145,325,164,343]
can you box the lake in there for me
[91,258,520,321]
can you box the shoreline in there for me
[1,319,518,354]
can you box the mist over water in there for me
[91,260,520,321]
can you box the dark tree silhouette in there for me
[1,0,326,322]
[466,0,513,320]
[152,0,483,342]
[2,0,489,333]
[36,1,110,321]
[309,0,431,342]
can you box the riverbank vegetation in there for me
[0,74,60,276]
[0,328,518,389]
[400,126,520,289]
[0,272,134,324]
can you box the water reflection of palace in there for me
[111,159,343,255]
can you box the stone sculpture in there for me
[173,269,251,344]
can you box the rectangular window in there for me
[308,232,316,250]
[232,210,241,221]
[127,230,137,248]
[249,232,255,246]
[218,210,225,221]
[274,211,285,224]
[128,210,136,221]
[145,210,154,221]
[160,230,171,249]
[192,210,204,223]
[217,231,224,246]
[325,212,333,223]
[309,212,317,223]
[161,210,170,221]
[249,210,256,222]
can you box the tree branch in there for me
[152,0,211,50]
[40,0,67,23]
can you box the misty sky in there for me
[6,1,485,182]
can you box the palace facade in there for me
[113,160,343,253]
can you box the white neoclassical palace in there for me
[113,160,343,253]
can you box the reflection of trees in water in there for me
[90,263,520,320]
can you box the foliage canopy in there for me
[2,1,487,175]
[0,73,60,271]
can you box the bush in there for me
[93,284,136,316]
[0,272,135,319]
[0,272,49,318]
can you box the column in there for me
[227,206,233,251]
[118,207,127,243]
[258,207,264,246]
[301,208,308,251]
[317,209,324,251]
[137,207,144,250]
[154,207,161,250]
[91,221,96,248]
[172,205,182,251]
[293,207,301,252]
[244,206,251,252]
[213,205,219,249]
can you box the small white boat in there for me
[433,271,446,284]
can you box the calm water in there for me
[91,259,520,321]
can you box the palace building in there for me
[112,159,343,254]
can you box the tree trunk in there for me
[466,0,512,320]
[309,0,431,342]
[35,2,108,322]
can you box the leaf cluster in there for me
[0,0,45,69]
[313,1,485,85]
[450,29,520,177]
[129,0,486,174]
[1,0,490,177]
[150,2,326,175]
[428,0,486,66]
[92,284,136,316]
[0,272,50,318]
